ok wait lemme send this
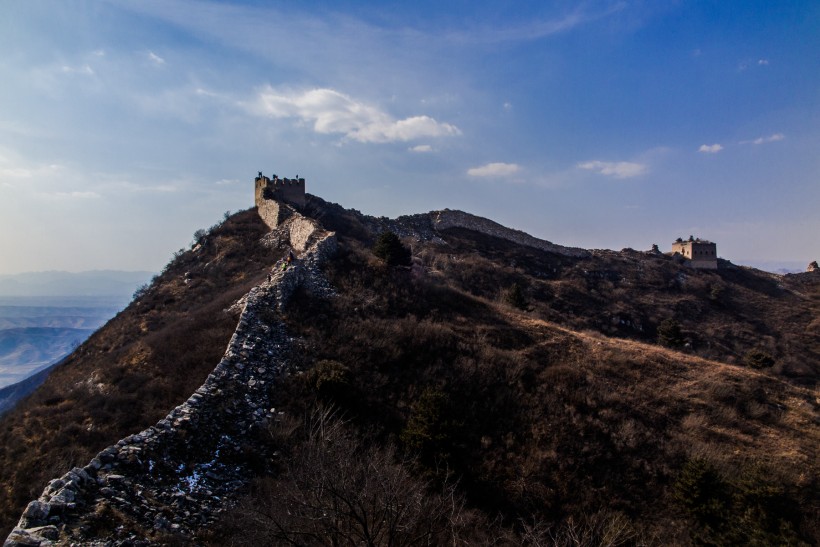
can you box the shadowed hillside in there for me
[1,196,818,545]
[0,208,279,538]
[215,196,818,545]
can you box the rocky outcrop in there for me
[5,213,336,547]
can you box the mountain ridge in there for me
[1,195,818,545]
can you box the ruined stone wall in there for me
[364,209,589,258]
[254,177,267,207]
[671,240,718,269]
[273,179,306,208]
[430,210,589,257]
[255,175,306,211]
[257,198,285,230]
[6,213,336,547]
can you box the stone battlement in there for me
[255,172,306,209]
[671,236,717,269]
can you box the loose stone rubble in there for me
[5,210,336,547]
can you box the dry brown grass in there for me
[2,197,817,543]
[0,209,281,538]
[274,216,819,543]
[511,311,818,476]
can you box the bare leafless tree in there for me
[221,407,479,546]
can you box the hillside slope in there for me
[2,195,818,545]
[224,195,816,544]
[0,209,275,539]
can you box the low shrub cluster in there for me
[674,458,805,545]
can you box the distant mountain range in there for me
[0,270,154,391]
[0,327,94,387]
[0,270,154,301]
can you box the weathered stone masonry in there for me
[5,208,336,547]
[367,208,590,258]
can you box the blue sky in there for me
[1,0,818,274]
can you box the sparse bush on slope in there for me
[674,458,805,545]
[744,348,775,369]
[373,231,412,267]
[657,318,684,348]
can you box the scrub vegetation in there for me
[1,197,818,544]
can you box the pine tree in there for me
[373,231,412,266]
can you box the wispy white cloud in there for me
[60,64,94,76]
[0,154,63,179]
[46,191,101,200]
[409,144,433,153]
[251,87,461,144]
[503,101,513,111]
[753,133,784,145]
[698,143,723,154]
[447,2,627,44]
[148,51,166,65]
[577,160,647,178]
[739,58,770,71]
[215,178,239,185]
[467,162,521,177]
[740,133,785,145]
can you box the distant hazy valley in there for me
[0,271,153,390]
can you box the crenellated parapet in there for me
[254,172,306,209]
[671,236,718,269]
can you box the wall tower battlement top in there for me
[671,236,718,269]
[255,171,305,208]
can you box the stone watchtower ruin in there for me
[254,172,305,208]
[254,172,306,229]
[672,236,718,269]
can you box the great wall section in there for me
[5,206,337,547]
[366,207,590,259]
[5,174,591,545]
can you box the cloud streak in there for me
[467,162,521,177]
[409,145,433,153]
[446,2,628,44]
[46,191,101,200]
[148,51,166,65]
[743,133,784,145]
[577,160,647,178]
[252,87,461,144]
[698,143,723,153]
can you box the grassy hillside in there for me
[1,197,817,544]
[0,209,280,538]
[215,197,818,545]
